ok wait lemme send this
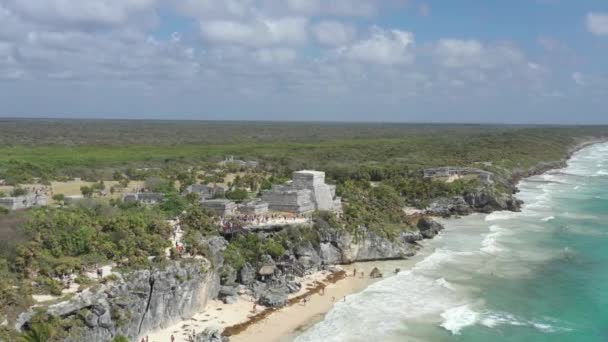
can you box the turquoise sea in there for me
[296,142,608,342]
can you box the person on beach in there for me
[253,302,257,312]
[171,334,175,342]
[353,268,357,277]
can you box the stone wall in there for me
[261,187,315,213]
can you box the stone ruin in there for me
[184,184,226,200]
[122,192,165,205]
[0,193,48,210]
[262,170,342,214]
[201,199,237,217]
[423,167,493,184]
[238,199,269,215]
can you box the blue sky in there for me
[0,0,607,123]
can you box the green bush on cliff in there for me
[223,234,286,270]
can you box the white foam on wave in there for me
[440,305,479,334]
[480,225,508,254]
[480,311,569,333]
[435,277,456,291]
[413,249,474,271]
[485,211,518,221]
[295,267,467,342]
[541,216,555,222]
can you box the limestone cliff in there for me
[15,259,220,342]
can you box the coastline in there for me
[147,140,606,342]
[145,245,433,342]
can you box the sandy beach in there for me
[145,245,431,342]
[145,268,361,342]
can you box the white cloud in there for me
[4,0,156,28]
[200,17,308,47]
[312,21,356,46]
[435,39,484,68]
[586,12,608,36]
[337,27,415,65]
[435,39,525,69]
[173,0,254,19]
[254,47,297,64]
[572,72,585,85]
[286,0,377,17]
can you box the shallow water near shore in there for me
[295,142,608,342]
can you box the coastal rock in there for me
[219,286,238,298]
[16,259,220,342]
[369,267,383,279]
[221,295,238,304]
[251,281,269,299]
[219,265,237,285]
[426,196,472,217]
[463,190,522,213]
[200,236,229,269]
[318,242,342,265]
[294,242,322,270]
[239,263,256,285]
[286,281,302,294]
[190,326,225,342]
[417,217,444,239]
[258,288,288,307]
[317,227,418,264]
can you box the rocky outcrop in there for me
[189,326,226,342]
[258,288,289,307]
[417,217,444,239]
[369,267,383,278]
[16,259,220,342]
[315,227,422,265]
[426,188,522,217]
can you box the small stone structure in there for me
[238,199,269,215]
[185,184,225,200]
[261,170,342,214]
[122,192,165,205]
[63,195,85,205]
[201,199,237,217]
[0,193,47,210]
[220,156,258,168]
[423,167,493,184]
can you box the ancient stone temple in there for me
[261,170,342,214]
[238,199,269,215]
[201,199,237,217]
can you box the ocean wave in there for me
[435,278,456,291]
[413,249,475,271]
[481,312,572,334]
[440,305,479,334]
[485,211,518,221]
[296,269,467,342]
[480,225,508,254]
[441,308,572,335]
[541,216,555,222]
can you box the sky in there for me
[0,0,607,124]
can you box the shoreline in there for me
[147,140,607,342]
[145,246,433,342]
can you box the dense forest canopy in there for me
[1,120,607,184]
